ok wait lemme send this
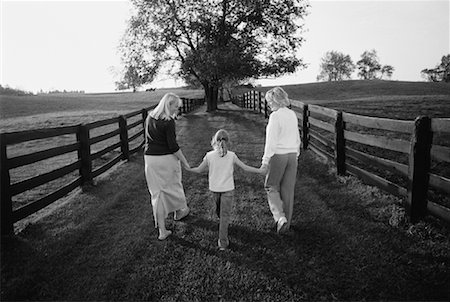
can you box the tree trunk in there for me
[219,87,224,102]
[204,83,219,112]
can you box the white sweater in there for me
[262,107,301,165]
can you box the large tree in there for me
[356,49,394,80]
[120,0,308,111]
[356,49,382,80]
[316,51,355,81]
[421,54,450,82]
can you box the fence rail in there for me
[0,97,204,236]
[232,91,450,224]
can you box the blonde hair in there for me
[265,86,290,107]
[211,129,230,157]
[149,93,182,120]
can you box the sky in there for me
[1,0,449,93]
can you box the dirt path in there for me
[2,102,449,301]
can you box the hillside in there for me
[0,87,204,120]
[232,80,450,119]
[265,80,450,102]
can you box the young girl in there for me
[188,129,264,250]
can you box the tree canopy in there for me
[120,0,309,111]
[356,50,382,80]
[421,54,450,82]
[356,49,394,80]
[316,51,355,82]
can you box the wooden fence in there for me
[232,91,450,224]
[0,97,204,236]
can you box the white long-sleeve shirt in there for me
[262,107,301,165]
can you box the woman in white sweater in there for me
[260,87,301,234]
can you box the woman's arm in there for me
[262,114,278,166]
[174,149,191,169]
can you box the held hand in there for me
[259,164,268,175]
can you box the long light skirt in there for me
[144,154,187,228]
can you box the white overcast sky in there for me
[1,0,449,93]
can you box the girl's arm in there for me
[188,158,208,173]
[234,156,266,175]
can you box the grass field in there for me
[1,103,449,301]
[0,87,204,133]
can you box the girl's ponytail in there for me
[217,138,228,157]
[211,129,230,157]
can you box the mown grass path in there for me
[1,103,449,301]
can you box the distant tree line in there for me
[0,85,34,96]
[317,50,450,83]
[0,85,87,96]
[317,49,394,82]
[39,89,85,94]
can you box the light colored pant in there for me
[265,153,298,228]
[212,190,234,248]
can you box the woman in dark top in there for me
[144,93,190,240]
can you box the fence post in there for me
[334,111,346,175]
[264,97,269,119]
[77,125,93,186]
[302,104,309,150]
[0,136,14,237]
[408,116,432,223]
[258,92,262,113]
[119,116,129,161]
[253,91,256,110]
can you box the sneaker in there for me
[277,217,288,234]
[218,239,228,251]
[174,207,190,221]
[158,230,172,240]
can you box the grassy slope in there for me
[1,103,449,301]
[261,79,450,102]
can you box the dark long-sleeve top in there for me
[144,116,180,155]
